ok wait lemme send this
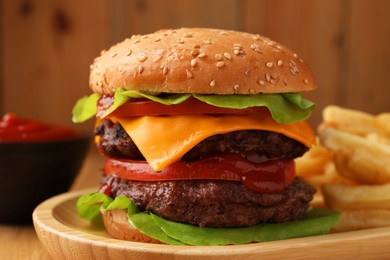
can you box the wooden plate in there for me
[33,190,390,260]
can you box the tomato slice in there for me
[97,97,269,118]
[104,154,295,194]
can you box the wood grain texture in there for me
[2,0,390,125]
[344,0,390,113]
[0,224,51,260]
[2,0,108,131]
[33,189,390,260]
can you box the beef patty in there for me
[100,176,315,228]
[94,119,308,163]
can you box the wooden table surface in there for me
[0,150,103,260]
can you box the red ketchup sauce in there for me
[0,113,82,142]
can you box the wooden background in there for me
[2,0,390,130]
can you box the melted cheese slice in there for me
[110,114,316,171]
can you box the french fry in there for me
[348,148,390,184]
[375,113,390,137]
[322,183,390,211]
[332,209,390,232]
[306,162,345,186]
[334,150,390,185]
[366,132,390,146]
[322,105,376,136]
[319,127,390,156]
[317,106,390,231]
[295,143,333,178]
[319,127,390,184]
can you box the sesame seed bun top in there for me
[89,28,316,95]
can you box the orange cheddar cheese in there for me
[110,114,316,171]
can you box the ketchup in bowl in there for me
[0,113,90,223]
[0,113,82,142]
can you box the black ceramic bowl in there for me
[0,135,90,223]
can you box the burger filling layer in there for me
[95,119,309,163]
[99,176,315,228]
[94,119,315,227]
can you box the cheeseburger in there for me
[73,28,339,245]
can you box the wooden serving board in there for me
[33,190,390,260]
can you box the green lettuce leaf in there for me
[71,89,315,124]
[129,212,186,245]
[150,208,339,246]
[77,193,185,245]
[194,93,315,124]
[72,93,100,123]
[77,193,340,246]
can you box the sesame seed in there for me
[138,65,144,74]
[266,62,273,68]
[133,39,140,44]
[233,85,240,91]
[219,31,228,35]
[257,80,265,85]
[283,79,288,85]
[215,54,222,60]
[233,44,245,55]
[289,60,299,75]
[186,70,193,78]
[304,79,309,84]
[299,58,304,63]
[184,33,193,38]
[138,55,147,62]
[198,52,207,58]
[265,73,272,83]
[265,72,278,84]
[289,68,297,75]
[224,52,232,60]
[216,61,225,68]
[277,60,283,66]
[245,69,250,76]
[191,59,197,67]
[193,44,200,49]
[249,89,256,94]
[154,38,161,42]
[163,66,169,75]
[141,35,148,39]
[250,43,261,53]
[210,80,216,87]
[204,39,211,44]
[177,38,184,44]
[253,35,261,41]
[126,50,132,56]
[111,53,117,58]
[191,49,200,56]
[293,53,298,58]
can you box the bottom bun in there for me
[101,209,163,244]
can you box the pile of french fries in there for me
[296,105,390,232]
